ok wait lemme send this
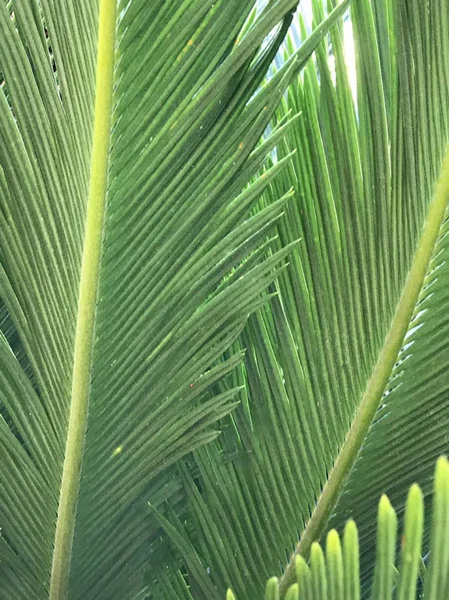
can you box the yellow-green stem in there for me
[49,1,116,597]
[279,146,449,597]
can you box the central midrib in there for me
[279,146,449,597]
[49,1,117,598]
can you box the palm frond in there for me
[149,1,449,598]
[235,458,449,600]
[153,457,449,600]
[0,1,347,598]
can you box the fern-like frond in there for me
[149,1,449,598]
[152,458,449,600]
[230,458,449,599]
[0,1,346,598]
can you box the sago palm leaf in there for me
[150,0,449,598]
[0,0,348,598]
[227,457,449,600]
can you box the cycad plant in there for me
[147,0,449,597]
[1,0,449,599]
[229,457,449,600]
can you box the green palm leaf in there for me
[229,457,449,600]
[0,1,347,598]
[149,0,449,598]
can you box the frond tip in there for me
[227,457,449,599]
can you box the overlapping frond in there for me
[229,458,449,600]
[0,1,346,598]
[149,1,449,598]
[327,0,449,590]
[149,458,449,600]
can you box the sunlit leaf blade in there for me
[148,0,449,598]
[369,496,397,600]
[0,1,310,598]
[326,0,449,590]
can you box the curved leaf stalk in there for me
[279,147,449,596]
[49,1,116,597]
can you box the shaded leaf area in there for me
[0,1,315,599]
[149,1,449,598]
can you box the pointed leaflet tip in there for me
[326,528,342,555]
[284,583,299,600]
[265,577,280,600]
